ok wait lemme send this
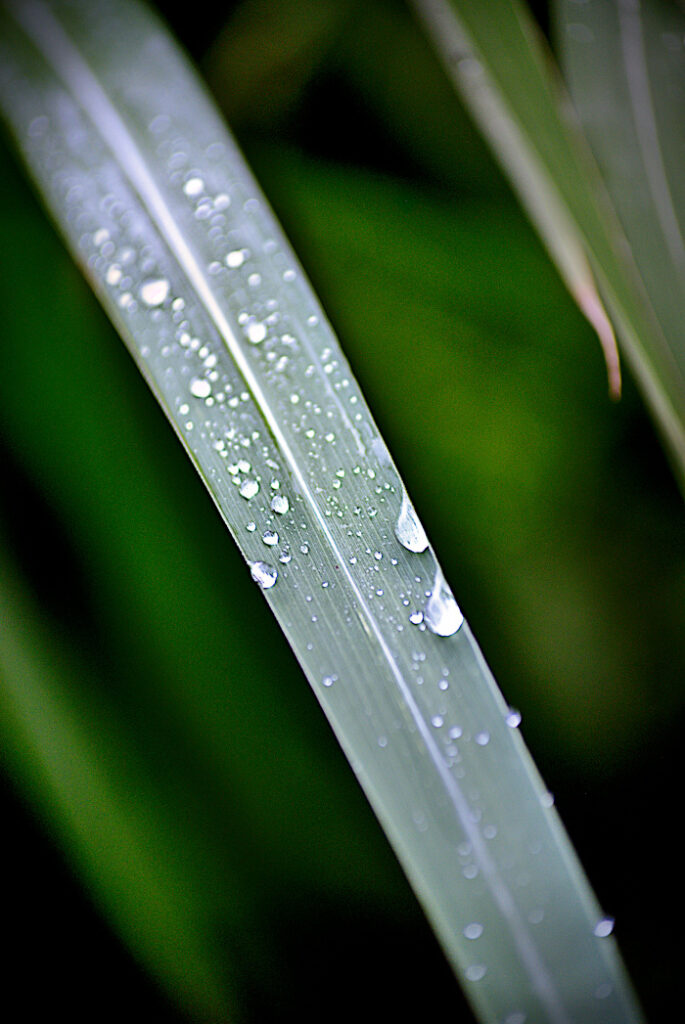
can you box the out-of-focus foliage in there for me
[0,0,683,1021]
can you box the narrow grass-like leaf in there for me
[556,0,685,445]
[0,2,644,1021]
[411,0,685,487]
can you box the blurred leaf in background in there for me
[1,0,683,1021]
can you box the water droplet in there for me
[506,708,522,728]
[271,494,289,515]
[409,611,424,625]
[250,561,277,589]
[105,264,122,286]
[189,377,211,399]
[93,228,109,246]
[240,479,259,500]
[465,964,487,982]
[463,923,483,940]
[395,492,429,553]
[244,318,267,344]
[431,715,444,728]
[424,569,464,636]
[475,731,490,746]
[140,278,170,306]
[183,176,204,197]
[594,917,615,938]
[540,791,555,808]
[226,249,245,268]
[322,675,336,687]
[504,1014,527,1024]
[262,530,279,546]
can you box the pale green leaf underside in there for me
[413,0,685,489]
[557,0,685,453]
[0,2,642,1022]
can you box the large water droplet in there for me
[395,492,429,553]
[240,479,259,500]
[140,278,170,306]
[250,561,278,589]
[271,494,289,515]
[424,569,464,636]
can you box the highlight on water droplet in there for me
[189,377,211,399]
[140,278,170,306]
[395,492,429,553]
[271,493,289,515]
[250,561,278,589]
[424,568,464,636]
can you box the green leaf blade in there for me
[412,0,685,487]
[0,2,644,1021]
[556,0,685,435]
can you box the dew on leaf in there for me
[250,561,278,589]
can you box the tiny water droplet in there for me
[409,611,424,625]
[322,675,336,687]
[240,479,259,500]
[465,964,487,982]
[105,264,122,286]
[475,731,490,746]
[226,249,245,268]
[506,708,522,728]
[395,492,429,553]
[189,377,211,399]
[594,917,615,938]
[244,318,267,344]
[140,278,170,306]
[262,530,279,546]
[424,569,464,636]
[271,494,289,515]
[463,923,483,940]
[250,561,278,589]
[183,176,204,197]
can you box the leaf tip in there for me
[576,281,622,400]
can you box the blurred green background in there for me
[0,0,683,1020]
